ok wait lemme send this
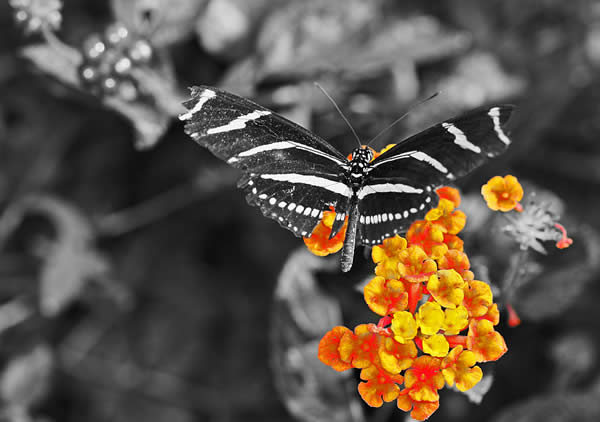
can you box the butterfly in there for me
[180,86,513,272]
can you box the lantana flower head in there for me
[319,185,507,420]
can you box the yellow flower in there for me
[443,305,469,335]
[427,269,466,308]
[481,175,523,212]
[372,235,408,279]
[462,280,493,317]
[391,311,418,344]
[467,319,508,362]
[441,346,483,391]
[396,246,437,283]
[422,334,450,357]
[416,302,444,335]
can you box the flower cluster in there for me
[78,22,154,101]
[318,187,507,420]
[480,175,573,327]
[10,0,62,34]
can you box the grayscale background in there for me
[0,1,599,421]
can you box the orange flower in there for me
[404,356,445,402]
[397,393,439,421]
[318,326,354,371]
[441,346,483,391]
[396,245,438,283]
[481,175,523,212]
[382,337,417,372]
[406,221,448,260]
[426,198,466,235]
[462,280,493,318]
[467,319,508,362]
[478,303,500,326]
[358,365,403,407]
[339,324,381,369]
[427,269,466,309]
[443,233,464,252]
[437,249,474,281]
[303,207,348,256]
[364,276,408,316]
[372,235,408,279]
[436,186,461,208]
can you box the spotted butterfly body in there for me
[180,86,514,272]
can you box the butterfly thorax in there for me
[346,147,373,190]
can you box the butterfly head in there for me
[350,147,374,165]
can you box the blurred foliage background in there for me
[1,0,600,421]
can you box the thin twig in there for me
[96,167,238,237]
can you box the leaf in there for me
[273,248,341,336]
[271,247,365,422]
[111,0,209,46]
[21,42,181,149]
[460,374,494,404]
[19,43,82,87]
[0,195,113,317]
[0,345,54,410]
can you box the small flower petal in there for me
[303,207,348,256]
[391,311,418,344]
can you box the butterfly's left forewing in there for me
[180,86,352,237]
[356,105,514,245]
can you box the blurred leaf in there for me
[0,195,113,317]
[111,0,209,46]
[273,248,341,336]
[460,374,494,405]
[492,390,600,422]
[0,300,32,335]
[514,224,600,321]
[20,43,81,87]
[271,248,364,422]
[196,0,274,60]
[0,345,54,411]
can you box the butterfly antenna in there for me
[314,82,362,148]
[366,92,440,147]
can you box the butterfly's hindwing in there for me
[239,172,351,236]
[368,106,514,186]
[356,105,513,246]
[356,181,437,245]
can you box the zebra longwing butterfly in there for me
[180,86,513,272]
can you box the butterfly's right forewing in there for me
[180,86,352,237]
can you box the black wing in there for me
[357,105,514,245]
[180,86,352,237]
